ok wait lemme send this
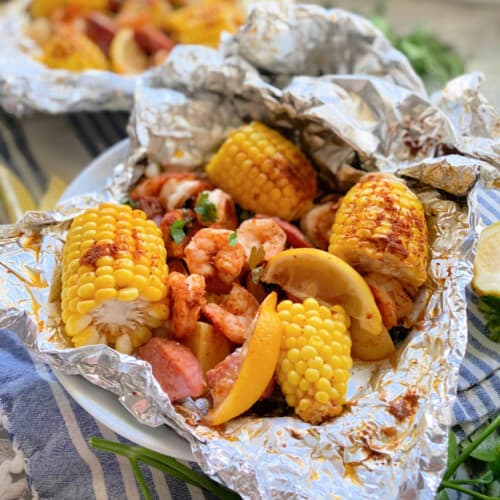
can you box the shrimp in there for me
[195,189,237,230]
[167,272,206,339]
[300,197,343,250]
[364,273,413,329]
[202,283,259,344]
[184,228,246,293]
[160,209,200,259]
[236,218,287,261]
[159,175,211,210]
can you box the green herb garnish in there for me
[194,192,218,223]
[90,438,240,500]
[228,231,238,247]
[438,415,500,499]
[478,296,500,342]
[370,1,464,88]
[170,220,188,244]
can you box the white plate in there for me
[56,139,193,461]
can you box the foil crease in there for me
[1,4,500,499]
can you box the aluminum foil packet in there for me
[0,0,293,115]
[1,4,500,499]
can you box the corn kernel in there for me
[96,256,114,267]
[142,286,163,302]
[95,288,118,303]
[95,275,115,289]
[77,299,97,315]
[77,283,95,299]
[117,287,139,302]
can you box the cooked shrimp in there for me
[167,272,206,339]
[364,273,413,329]
[160,209,200,259]
[130,173,171,200]
[195,189,237,230]
[159,174,211,210]
[202,283,259,344]
[300,198,343,250]
[184,228,246,293]
[236,218,287,261]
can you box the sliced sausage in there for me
[134,27,175,55]
[85,12,117,56]
[139,338,205,402]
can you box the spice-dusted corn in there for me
[206,122,317,221]
[61,203,169,353]
[329,173,428,288]
[276,298,352,424]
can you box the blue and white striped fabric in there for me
[0,109,498,497]
[453,189,500,439]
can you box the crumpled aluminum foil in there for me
[1,4,500,499]
[0,0,139,114]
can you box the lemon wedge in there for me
[262,248,382,336]
[110,29,148,75]
[472,221,500,297]
[205,292,283,426]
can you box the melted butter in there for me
[21,234,41,261]
[343,463,360,485]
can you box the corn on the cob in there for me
[206,122,317,221]
[162,0,243,47]
[61,203,169,354]
[276,298,352,424]
[30,0,108,17]
[328,173,428,288]
[41,30,108,72]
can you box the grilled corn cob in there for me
[31,0,108,17]
[163,0,243,47]
[41,30,108,72]
[328,173,428,288]
[61,203,169,354]
[276,298,352,424]
[206,122,317,221]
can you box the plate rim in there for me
[56,140,194,461]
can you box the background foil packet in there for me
[1,4,500,499]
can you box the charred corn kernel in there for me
[61,204,169,351]
[41,30,108,72]
[329,173,428,288]
[276,298,352,425]
[206,122,317,220]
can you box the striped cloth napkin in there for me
[0,109,498,499]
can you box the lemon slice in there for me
[262,248,382,336]
[110,29,148,75]
[205,292,283,426]
[472,221,500,297]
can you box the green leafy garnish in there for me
[439,415,500,499]
[478,296,500,342]
[370,2,464,88]
[228,231,238,247]
[90,438,240,500]
[170,220,187,244]
[194,192,218,224]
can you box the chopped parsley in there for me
[194,192,217,223]
[170,219,188,244]
[228,231,238,247]
[478,296,500,342]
